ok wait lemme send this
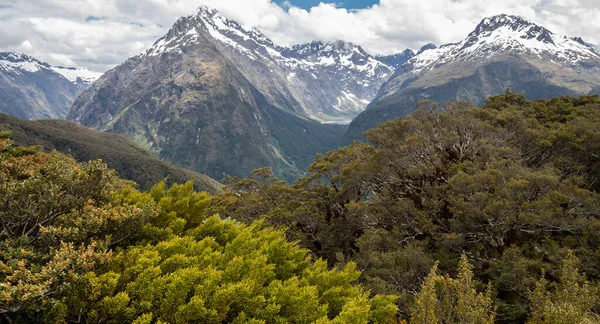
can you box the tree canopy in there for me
[211,92,600,322]
[0,132,397,323]
[2,91,600,323]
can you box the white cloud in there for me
[0,0,598,72]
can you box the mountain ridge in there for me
[0,52,102,88]
[0,113,222,193]
[0,52,102,120]
[344,14,600,142]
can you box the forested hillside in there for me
[2,92,600,323]
[0,114,222,193]
[210,91,600,322]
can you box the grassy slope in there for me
[0,113,222,194]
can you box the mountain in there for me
[68,7,348,181]
[142,7,394,123]
[0,52,102,120]
[345,14,600,141]
[375,49,415,70]
[0,113,222,193]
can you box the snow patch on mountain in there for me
[405,14,599,75]
[51,66,103,85]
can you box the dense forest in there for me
[2,91,600,323]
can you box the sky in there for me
[0,0,599,73]
[273,0,380,10]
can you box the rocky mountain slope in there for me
[0,52,101,120]
[345,14,600,141]
[68,8,348,181]
[0,113,221,193]
[145,7,398,122]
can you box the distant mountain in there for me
[0,52,102,120]
[51,66,103,88]
[0,113,222,193]
[345,14,600,142]
[375,49,415,70]
[69,7,348,181]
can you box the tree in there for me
[0,133,155,322]
[206,94,600,321]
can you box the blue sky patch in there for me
[275,0,379,10]
[85,15,105,22]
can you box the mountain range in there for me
[345,14,600,141]
[2,8,600,181]
[142,7,402,123]
[0,52,101,120]
[68,7,366,180]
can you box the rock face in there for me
[68,8,350,181]
[0,52,101,120]
[345,14,600,142]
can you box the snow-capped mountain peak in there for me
[403,14,599,75]
[142,6,395,121]
[0,52,102,87]
[51,66,103,86]
[462,14,596,56]
[145,5,279,58]
[470,14,553,43]
[146,6,391,74]
[0,52,50,74]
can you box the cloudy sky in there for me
[0,0,599,72]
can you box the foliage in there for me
[212,92,600,321]
[528,251,598,324]
[137,180,213,243]
[57,216,397,323]
[0,133,397,323]
[410,253,495,324]
[0,132,156,320]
